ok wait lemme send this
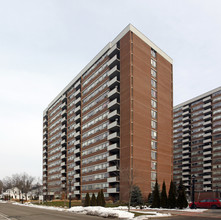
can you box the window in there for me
[151,130,157,139]
[151,69,157,78]
[151,161,157,170]
[151,59,156,68]
[151,172,156,180]
[151,79,157,89]
[151,49,156,58]
[151,89,157,99]
[151,120,157,129]
[151,141,157,149]
[151,99,157,109]
[151,110,157,119]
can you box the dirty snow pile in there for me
[69,206,134,219]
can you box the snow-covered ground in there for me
[11,202,207,219]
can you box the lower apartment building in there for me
[173,87,221,199]
[42,24,173,201]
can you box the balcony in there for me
[108,76,119,89]
[61,162,66,166]
[43,143,47,148]
[203,151,212,156]
[108,87,119,99]
[203,168,212,173]
[182,111,190,116]
[43,149,47,154]
[43,156,47,160]
[203,96,211,102]
[182,105,189,111]
[107,44,119,57]
[182,166,190,171]
[74,80,81,89]
[203,108,211,114]
[107,54,119,69]
[182,171,190,175]
[43,137,47,142]
[61,132,66,138]
[182,149,190,154]
[61,177,66,181]
[204,120,211,126]
[74,131,80,138]
[182,116,190,121]
[74,89,81,98]
[74,115,80,122]
[74,165,80,171]
[108,143,119,152]
[108,110,119,120]
[62,109,67,116]
[74,123,80,130]
[74,148,80,154]
[107,177,119,183]
[74,182,80,187]
[107,154,119,162]
[74,157,80,163]
[107,132,120,141]
[203,187,212,191]
[203,175,211,179]
[108,98,119,110]
[203,114,211,120]
[182,127,190,132]
[61,102,66,109]
[74,97,81,106]
[61,147,66,152]
[62,94,67,101]
[203,138,211,144]
[203,144,211,150]
[183,122,190,127]
[182,177,189,181]
[182,144,190,148]
[61,155,66,159]
[61,124,66,131]
[43,125,47,130]
[61,140,66,145]
[75,140,80,146]
[74,106,81,114]
[74,174,80,179]
[74,190,80,195]
[107,166,119,172]
[182,138,190,143]
[203,157,211,161]
[203,132,211,138]
[108,121,120,131]
[62,184,66,188]
[203,163,211,167]
[107,188,119,193]
[61,169,66,174]
[182,155,190,159]
[182,161,190,165]
[182,133,189,138]
[108,66,120,79]
[203,102,211,108]
[203,126,212,132]
[203,181,211,185]
[61,117,66,123]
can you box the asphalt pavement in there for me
[0,203,105,220]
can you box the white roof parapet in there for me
[174,86,221,109]
[44,24,173,111]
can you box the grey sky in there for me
[0,0,221,180]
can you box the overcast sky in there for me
[0,0,221,180]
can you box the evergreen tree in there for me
[177,179,188,209]
[147,192,153,205]
[168,180,177,209]
[84,193,90,207]
[160,181,168,208]
[91,193,97,206]
[100,189,106,207]
[96,191,102,206]
[151,180,160,208]
[130,185,143,207]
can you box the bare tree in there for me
[2,173,35,199]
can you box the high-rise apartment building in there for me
[43,24,173,202]
[173,87,221,199]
